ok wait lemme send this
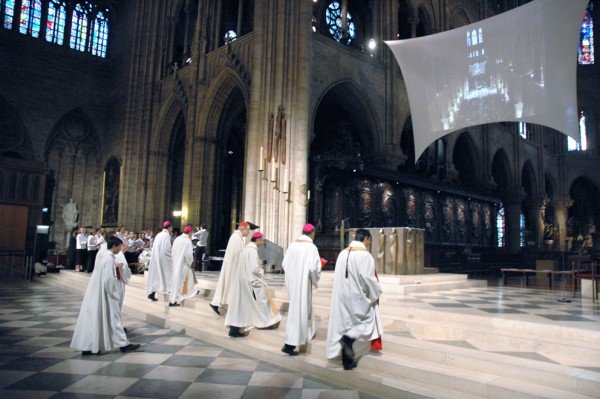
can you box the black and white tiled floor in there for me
[0,282,367,399]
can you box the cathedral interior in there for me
[0,0,598,273]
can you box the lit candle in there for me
[282,167,289,193]
[271,156,276,182]
[307,190,311,200]
[259,147,264,171]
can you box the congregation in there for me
[69,221,383,371]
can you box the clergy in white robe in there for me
[225,232,281,337]
[281,224,321,356]
[115,242,132,310]
[209,221,250,314]
[70,236,139,355]
[326,228,383,370]
[146,221,174,301]
[169,225,198,306]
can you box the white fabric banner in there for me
[385,0,588,160]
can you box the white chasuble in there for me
[146,229,173,295]
[211,230,246,308]
[326,241,383,359]
[71,249,129,352]
[115,250,132,310]
[282,235,321,347]
[225,242,281,329]
[169,234,197,304]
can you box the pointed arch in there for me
[451,131,480,187]
[312,79,382,157]
[449,7,470,29]
[45,108,100,161]
[152,94,187,153]
[491,148,512,197]
[521,160,538,197]
[0,96,34,160]
[199,67,250,141]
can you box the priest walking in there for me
[225,232,281,337]
[281,224,321,356]
[169,225,198,307]
[70,236,139,355]
[210,221,250,315]
[326,228,383,370]
[146,221,174,301]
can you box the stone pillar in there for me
[531,196,549,250]
[554,197,573,252]
[505,200,522,253]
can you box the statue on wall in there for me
[61,198,79,230]
[442,197,454,241]
[471,202,481,241]
[405,188,417,227]
[358,180,373,227]
[456,199,466,242]
[381,184,396,226]
[423,194,435,239]
[102,159,120,226]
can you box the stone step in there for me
[45,271,600,399]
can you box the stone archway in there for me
[210,86,248,250]
[310,80,380,233]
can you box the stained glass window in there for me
[568,111,588,151]
[578,2,594,65]
[518,122,527,139]
[496,206,505,247]
[2,0,15,29]
[19,0,42,37]
[46,0,66,45]
[519,212,526,247]
[91,10,108,57]
[70,3,90,52]
[325,1,356,44]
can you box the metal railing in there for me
[0,251,34,282]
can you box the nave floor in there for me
[0,281,370,399]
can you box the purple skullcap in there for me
[302,223,315,234]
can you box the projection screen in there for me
[385,0,589,160]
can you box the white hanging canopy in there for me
[385,0,589,160]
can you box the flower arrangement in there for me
[138,248,152,272]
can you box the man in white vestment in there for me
[169,225,198,306]
[115,241,132,311]
[225,232,282,337]
[209,221,250,315]
[146,221,174,301]
[281,223,321,356]
[70,236,139,355]
[326,228,383,370]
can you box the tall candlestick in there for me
[282,167,289,193]
[270,156,276,182]
[259,147,264,171]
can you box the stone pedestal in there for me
[349,227,424,275]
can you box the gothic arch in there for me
[45,108,100,161]
[521,160,538,196]
[448,7,471,29]
[451,131,481,187]
[491,148,512,197]
[0,96,34,160]
[312,79,382,157]
[153,95,187,152]
[45,108,102,245]
[200,68,250,142]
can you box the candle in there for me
[259,147,264,171]
[271,156,276,182]
[282,168,289,193]
[307,190,311,200]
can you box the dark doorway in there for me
[168,112,186,229]
[212,88,247,250]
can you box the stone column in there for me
[505,199,522,253]
[530,196,549,250]
[554,197,573,252]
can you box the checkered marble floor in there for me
[0,282,371,399]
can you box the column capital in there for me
[554,196,574,209]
